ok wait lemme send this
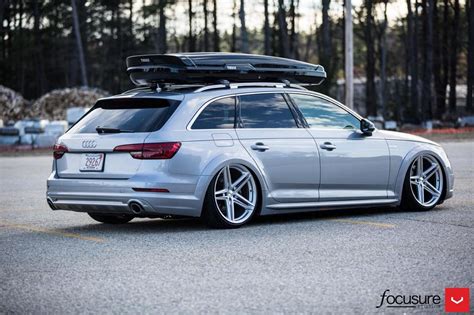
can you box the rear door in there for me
[235,93,320,203]
[288,93,390,201]
[56,97,180,179]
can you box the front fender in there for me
[394,143,453,203]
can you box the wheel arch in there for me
[194,155,267,217]
[395,145,450,204]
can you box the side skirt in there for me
[260,199,399,216]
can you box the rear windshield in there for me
[68,98,180,134]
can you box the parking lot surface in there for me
[1,141,473,313]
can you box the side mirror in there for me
[360,118,375,136]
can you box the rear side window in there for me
[239,93,298,128]
[192,97,235,129]
[68,98,179,134]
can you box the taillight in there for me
[53,144,68,159]
[113,142,181,159]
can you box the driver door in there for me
[288,93,390,202]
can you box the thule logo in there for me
[140,58,150,63]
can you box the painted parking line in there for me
[0,221,105,243]
[330,219,396,228]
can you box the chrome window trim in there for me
[186,90,362,131]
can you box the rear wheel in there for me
[88,213,134,224]
[401,154,444,211]
[202,164,258,228]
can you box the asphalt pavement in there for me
[0,140,473,314]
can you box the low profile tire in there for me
[202,164,259,229]
[401,154,444,211]
[88,213,134,224]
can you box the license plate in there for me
[80,153,105,172]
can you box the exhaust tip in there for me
[129,201,144,214]
[47,198,57,210]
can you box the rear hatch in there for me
[55,96,181,179]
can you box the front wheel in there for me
[202,164,259,228]
[401,154,444,211]
[88,213,134,224]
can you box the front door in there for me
[288,93,390,202]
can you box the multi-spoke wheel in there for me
[401,154,444,211]
[202,164,258,228]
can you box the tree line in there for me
[0,0,472,123]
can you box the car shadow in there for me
[56,206,405,235]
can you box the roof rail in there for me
[193,82,307,93]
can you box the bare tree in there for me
[188,0,195,52]
[466,0,473,112]
[448,0,460,112]
[263,0,271,55]
[421,0,434,121]
[239,0,249,53]
[433,0,444,118]
[71,0,88,86]
[364,0,377,116]
[231,0,237,52]
[318,0,333,95]
[203,0,209,51]
[277,0,290,57]
[154,0,168,53]
[377,0,389,117]
[289,0,299,58]
[212,0,219,51]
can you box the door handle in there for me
[251,142,270,152]
[320,142,336,151]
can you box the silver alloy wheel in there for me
[213,165,257,224]
[409,155,443,207]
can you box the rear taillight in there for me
[53,144,68,159]
[113,142,181,159]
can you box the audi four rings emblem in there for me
[82,140,97,148]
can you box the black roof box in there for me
[126,53,326,86]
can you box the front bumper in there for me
[46,172,207,217]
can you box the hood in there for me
[378,130,440,146]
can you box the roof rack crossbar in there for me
[193,82,307,93]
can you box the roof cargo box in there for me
[126,53,326,86]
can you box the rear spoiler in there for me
[126,53,326,87]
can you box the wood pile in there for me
[0,85,30,122]
[31,87,109,120]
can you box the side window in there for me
[192,97,235,129]
[290,94,360,129]
[239,93,298,128]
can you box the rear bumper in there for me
[46,172,208,217]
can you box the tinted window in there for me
[192,97,235,129]
[290,94,360,129]
[68,98,178,134]
[239,93,297,128]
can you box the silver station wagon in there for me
[46,53,454,228]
